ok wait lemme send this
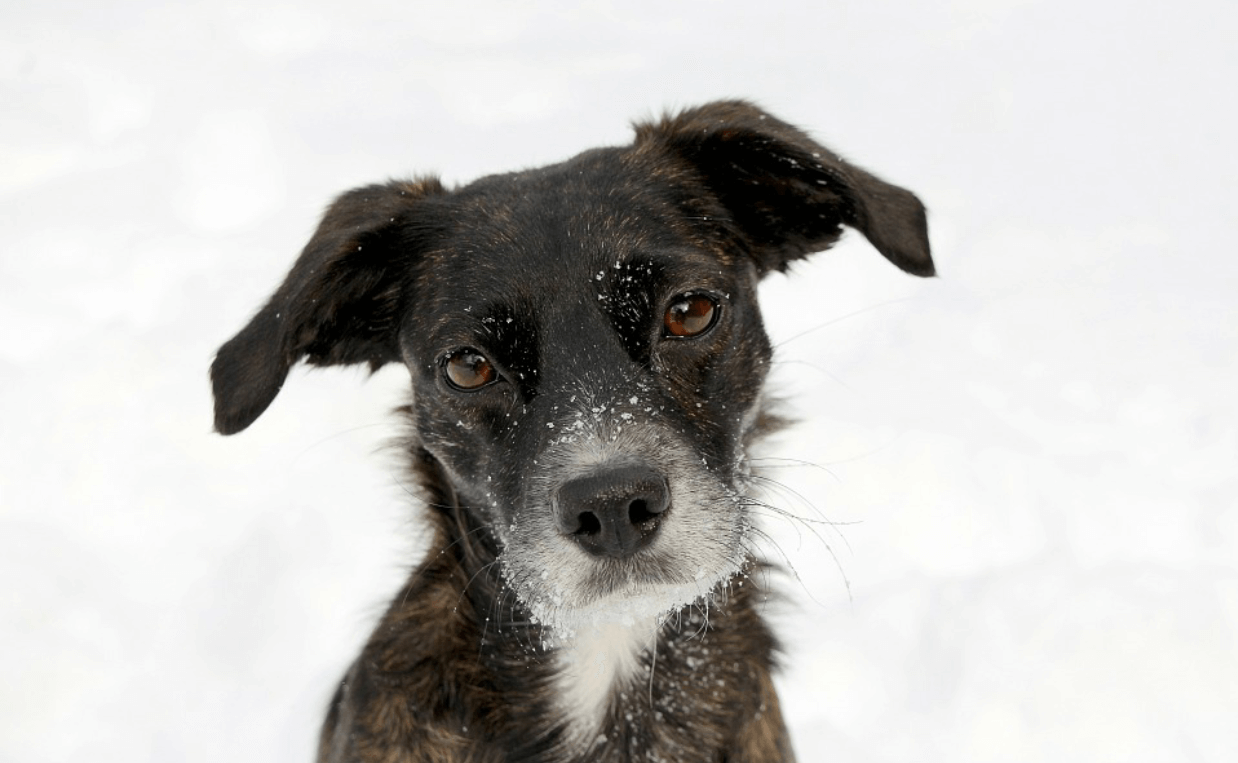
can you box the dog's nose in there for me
[555,465,670,558]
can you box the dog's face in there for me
[400,151,774,630]
[211,100,933,634]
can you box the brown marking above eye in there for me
[444,349,497,390]
[664,293,719,338]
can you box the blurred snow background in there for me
[2,1,1235,761]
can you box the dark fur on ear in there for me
[211,178,445,435]
[635,100,934,277]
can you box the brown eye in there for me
[664,293,719,338]
[443,349,497,390]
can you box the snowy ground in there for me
[3,2,1236,761]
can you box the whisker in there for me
[768,358,855,392]
[747,500,853,570]
[744,534,806,606]
[290,421,395,464]
[745,501,861,530]
[747,474,832,521]
[748,456,843,479]
[772,296,914,349]
[746,521,851,607]
[460,558,500,607]
[646,621,660,710]
[745,475,856,554]
[694,594,715,641]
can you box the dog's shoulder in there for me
[318,550,564,762]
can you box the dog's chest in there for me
[547,610,757,761]
[553,619,656,743]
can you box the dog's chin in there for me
[514,555,745,642]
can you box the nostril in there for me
[628,498,655,526]
[575,511,601,536]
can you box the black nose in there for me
[555,464,670,558]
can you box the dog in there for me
[211,100,933,762]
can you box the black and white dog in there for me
[212,100,932,762]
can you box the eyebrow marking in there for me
[596,255,666,367]
[479,302,541,401]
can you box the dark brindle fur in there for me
[211,101,932,763]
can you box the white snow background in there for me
[3,1,1236,761]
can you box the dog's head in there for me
[212,101,932,634]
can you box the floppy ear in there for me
[211,178,445,435]
[635,100,933,277]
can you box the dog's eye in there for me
[443,349,497,390]
[664,293,719,338]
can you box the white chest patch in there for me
[554,617,658,744]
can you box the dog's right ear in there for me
[211,178,445,435]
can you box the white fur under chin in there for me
[544,577,736,749]
[531,574,734,635]
[553,615,659,748]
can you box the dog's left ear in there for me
[635,100,934,277]
[211,179,445,435]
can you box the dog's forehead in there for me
[420,148,736,310]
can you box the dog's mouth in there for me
[499,486,750,637]
[561,541,736,614]
[504,549,745,639]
